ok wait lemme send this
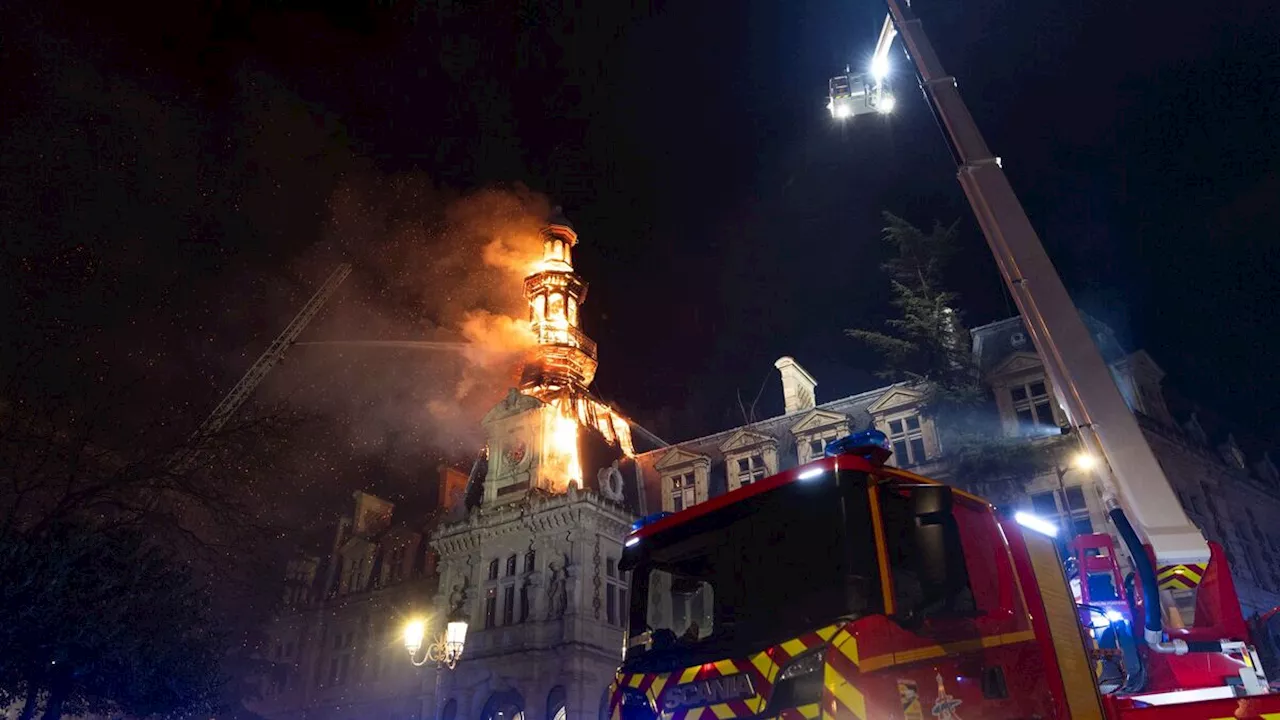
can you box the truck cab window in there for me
[877,480,976,622]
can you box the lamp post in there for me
[1054,451,1099,544]
[403,617,468,670]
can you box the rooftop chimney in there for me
[775,356,817,415]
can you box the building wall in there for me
[431,484,634,720]
[245,487,446,720]
[249,581,438,720]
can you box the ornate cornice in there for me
[431,490,635,558]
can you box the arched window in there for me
[547,686,567,720]
[481,690,525,720]
[548,293,565,321]
[598,687,611,720]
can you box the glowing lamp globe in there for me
[446,620,468,661]
[403,619,426,655]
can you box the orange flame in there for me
[541,401,583,493]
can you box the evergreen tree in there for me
[848,212,1059,500]
[846,212,977,395]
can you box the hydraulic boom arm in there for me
[872,1,1208,589]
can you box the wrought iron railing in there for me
[530,322,596,356]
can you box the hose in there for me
[1108,508,1162,641]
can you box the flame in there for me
[542,401,583,493]
[516,214,637,495]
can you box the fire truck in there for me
[605,0,1280,717]
[608,433,1277,720]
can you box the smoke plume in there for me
[254,173,551,482]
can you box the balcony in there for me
[530,322,596,357]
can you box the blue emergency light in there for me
[630,511,672,533]
[824,429,893,463]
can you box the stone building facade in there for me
[244,479,460,720]
[247,212,647,720]
[426,213,644,720]
[629,315,1280,618]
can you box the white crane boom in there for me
[871,1,1208,574]
[172,263,352,475]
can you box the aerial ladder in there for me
[169,263,352,475]
[833,0,1262,691]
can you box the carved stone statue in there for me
[448,578,470,618]
[547,557,569,619]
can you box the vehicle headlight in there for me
[771,649,826,711]
[778,649,825,680]
[618,688,654,720]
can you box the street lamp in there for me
[403,616,468,669]
[1053,451,1101,545]
[1072,451,1098,471]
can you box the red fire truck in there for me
[606,432,1280,720]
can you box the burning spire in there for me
[521,209,598,394]
[513,208,633,494]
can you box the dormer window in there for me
[735,455,767,487]
[1012,380,1057,433]
[655,448,712,512]
[789,409,850,465]
[669,472,696,511]
[886,414,928,467]
[718,429,779,492]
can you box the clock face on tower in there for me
[504,440,528,466]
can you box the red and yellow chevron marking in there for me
[1157,563,1206,590]
[610,625,840,720]
[764,704,821,720]
[821,626,865,720]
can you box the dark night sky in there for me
[3,0,1280,504]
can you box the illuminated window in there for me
[668,472,696,512]
[735,455,767,487]
[1012,381,1057,433]
[886,415,927,466]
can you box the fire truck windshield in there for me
[622,470,880,669]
